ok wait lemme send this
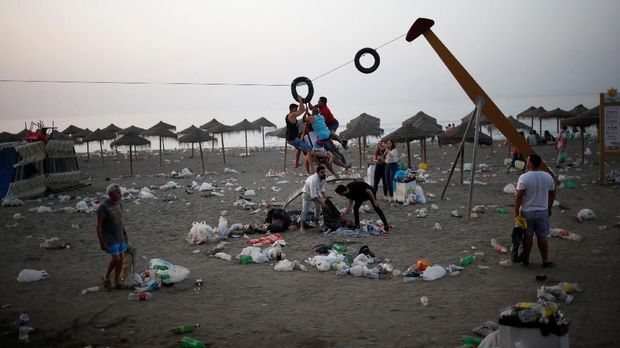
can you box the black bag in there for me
[265,208,292,230]
[322,198,346,231]
[511,226,525,263]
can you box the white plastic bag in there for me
[198,182,215,191]
[139,187,155,199]
[577,209,596,222]
[502,183,516,194]
[274,259,294,272]
[186,221,209,245]
[214,252,232,261]
[422,265,446,281]
[17,269,49,282]
[217,216,229,239]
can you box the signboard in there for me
[599,88,620,180]
[604,106,620,150]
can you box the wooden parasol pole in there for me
[199,141,205,173]
[220,133,226,163]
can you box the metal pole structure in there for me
[440,112,477,200]
[467,96,485,220]
[460,145,464,184]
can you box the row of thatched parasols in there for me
[56,118,278,174]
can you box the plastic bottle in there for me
[459,255,475,266]
[550,228,582,241]
[18,312,33,342]
[171,324,200,334]
[403,276,418,283]
[81,286,100,295]
[490,239,508,254]
[496,207,508,214]
[181,336,206,348]
[239,255,252,264]
[128,292,152,301]
[331,244,346,253]
[461,335,483,348]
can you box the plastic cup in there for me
[420,296,428,306]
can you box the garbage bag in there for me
[503,183,516,194]
[17,269,49,282]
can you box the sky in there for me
[1,0,619,136]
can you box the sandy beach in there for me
[1,139,619,347]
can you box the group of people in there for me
[286,96,350,178]
[299,165,390,233]
[371,140,400,202]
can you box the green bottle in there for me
[459,255,475,266]
[461,335,482,347]
[331,243,346,253]
[171,323,199,334]
[496,207,508,214]
[239,255,252,264]
[181,336,205,348]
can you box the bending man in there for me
[335,181,390,231]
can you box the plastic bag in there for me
[503,183,516,194]
[576,209,595,222]
[149,258,173,271]
[217,216,229,239]
[139,188,155,199]
[17,269,49,282]
[422,265,446,281]
[186,221,210,245]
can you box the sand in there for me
[1,139,619,347]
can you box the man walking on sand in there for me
[300,165,328,233]
[514,154,555,267]
[96,183,129,289]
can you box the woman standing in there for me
[384,140,399,202]
[373,140,388,198]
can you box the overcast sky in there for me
[1,0,619,133]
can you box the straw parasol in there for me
[340,113,384,169]
[103,123,122,133]
[150,121,176,132]
[111,134,151,174]
[568,104,589,116]
[561,106,600,163]
[538,107,573,134]
[143,127,177,166]
[201,119,232,163]
[252,117,277,150]
[517,106,547,132]
[507,116,532,131]
[201,118,225,152]
[48,130,71,141]
[383,122,438,167]
[72,128,92,159]
[61,125,84,137]
[119,125,145,136]
[230,119,262,156]
[0,131,23,143]
[178,128,216,172]
[83,128,117,165]
[439,122,493,146]
[177,125,200,136]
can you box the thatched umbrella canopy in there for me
[84,128,116,164]
[403,111,443,133]
[439,122,493,146]
[230,119,262,156]
[202,120,232,163]
[561,108,600,163]
[517,106,547,132]
[143,127,177,166]
[0,131,23,143]
[178,128,216,172]
[61,125,84,137]
[103,123,122,133]
[383,123,438,167]
[568,104,589,116]
[340,113,384,169]
[71,128,92,158]
[177,125,200,136]
[48,130,71,141]
[110,134,151,174]
[538,107,573,134]
[252,117,277,150]
[119,125,145,136]
[507,116,532,131]
[149,121,176,132]
[461,110,492,126]
[16,128,29,138]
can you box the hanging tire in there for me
[291,76,314,103]
[354,47,380,74]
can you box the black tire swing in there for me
[354,47,380,74]
[291,76,314,103]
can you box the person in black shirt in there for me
[335,181,390,231]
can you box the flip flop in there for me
[102,275,113,290]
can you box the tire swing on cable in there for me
[354,47,380,74]
[290,76,314,103]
